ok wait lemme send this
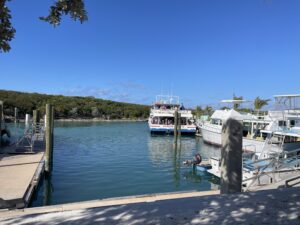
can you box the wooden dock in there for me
[0,152,44,209]
[0,123,47,209]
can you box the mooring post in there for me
[174,109,178,143]
[14,107,18,123]
[33,110,40,131]
[220,118,243,194]
[25,114,30,130]
[0,103,2,147]
[50,105,54,163]
[178,112,181,139]
[45,104,53,173]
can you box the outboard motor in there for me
[183,153,202,166]
[193,154,202,165]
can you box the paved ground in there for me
[0,188,299,225]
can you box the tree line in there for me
[0,90,150,120]
[193,96,271,118]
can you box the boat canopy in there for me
[220,99,251,104]
[211,109,253,121]
[260,129,300,138]
[274,94,300,110]
[274,94,300,98]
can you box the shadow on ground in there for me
[1,187,300,225]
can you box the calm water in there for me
[22,122,221,207]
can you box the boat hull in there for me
[150,126,196,135]
[200,124,267,153]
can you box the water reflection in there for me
[147,135,221,189]
[29,122,221,207]
[43,174,53,206]
[30,174,54,207]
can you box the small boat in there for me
[194,163,212,172]
[183,154,212,172]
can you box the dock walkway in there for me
[0,138,45,209]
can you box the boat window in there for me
[290,120,295,127]
[152,117,159,124]
[278,121,286,127]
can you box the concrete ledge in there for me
[0,190,219,218]
[0,188,300,224]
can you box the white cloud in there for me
[59,81,151,105]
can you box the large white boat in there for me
[200,96,300,155]
[148,95,196,134]
[199,100,270,153]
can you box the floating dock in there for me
[0,136,46,209]
[0,152,44,208]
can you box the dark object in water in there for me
[1,128,11,138]
[183,154,202,166]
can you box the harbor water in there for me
[23,121,221,207]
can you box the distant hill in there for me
[0,90,150,120]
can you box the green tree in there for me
[254,97,270,115]
[192,106,203,118]
[203,106,213,116]
[0,0,87,52]
[233,94,243,110]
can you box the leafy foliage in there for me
[254,97,270,111]
[192,105,214,117]
[0,0,87,52]
[39,0,88,26]
[233,94,243,110]
[0,90,150,120]
[0,0,16,52]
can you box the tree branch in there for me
[40,0,88,26]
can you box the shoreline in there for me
[12,118,148,123]
[55,118,148,122]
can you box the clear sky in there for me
[1,0,300,108]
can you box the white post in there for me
[25,114,31,129]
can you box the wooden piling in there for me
[174,109,178,143]
[220,118,243,194]
[33,110,40,126]
[0,103,2,147]
[178,112,181,139]
[33,110,38,134]
[45,104,53,173]
[50,105,54,163]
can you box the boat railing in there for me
[243,157,279,191]
[16,122,45,152]
[243,151,300,191]
[151,109,193,115]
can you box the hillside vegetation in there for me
[0,90,150,120]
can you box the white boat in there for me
[200,96,300,155]
[207,138,300,188]
[199,100,269,153]
[206,95,300,188]
[148,95,196,134]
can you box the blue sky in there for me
[1,0,300,108]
